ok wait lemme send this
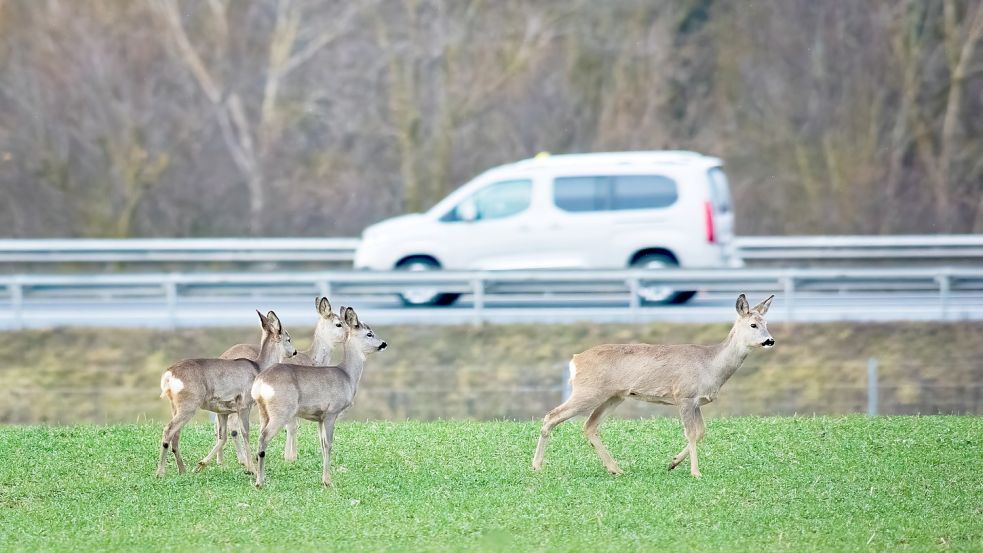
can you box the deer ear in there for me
[343,306,359,328]
[257,310,269,330]
[317,297,332,317]
[267,310,283,334]
[753,294,775,315]
[736,294,750,317]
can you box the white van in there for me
[354,151,742,305]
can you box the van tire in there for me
[630,253,697,305]
[395,257,460,307]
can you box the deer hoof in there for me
[607,466,623,476]
[193,462,207,473]
[691,470,702,479]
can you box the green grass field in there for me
[1,417,980,552]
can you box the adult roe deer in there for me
[532,294,776,478]
[220,297,347,463]
[156,310,297,477]
[252,306,387,488]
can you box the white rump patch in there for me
[568,360,577,383]
[161,371,184,398]
[257,382,276,401]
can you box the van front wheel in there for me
[630,253,697,305]
[395,257,460,307]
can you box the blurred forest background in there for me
[0,0,981,238]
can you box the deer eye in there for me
[335,323,343,327]
[750,324,757,328]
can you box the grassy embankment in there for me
[1,322,981,423]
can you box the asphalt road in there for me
[1,291,981,329]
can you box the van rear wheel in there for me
[630,253,696,305]
[395,257,460,307]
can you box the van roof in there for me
[508,150,722,170]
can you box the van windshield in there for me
[440,179,533,222]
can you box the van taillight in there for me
[704,201,715,243]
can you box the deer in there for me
[156,310,297,477]
[532,293,776,478]
[251,306,387,488]
[219,297,347,464]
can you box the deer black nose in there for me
[378,342,388,350]
[762,339,775,347]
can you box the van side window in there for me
[552,176,608,212]
[611,175,677,210]
[707,167,732,213]
[441,179,533,222]
[554,175,678,213]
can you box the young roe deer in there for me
[220,297,346,463]
[252,306,387,488]
[156,310,297,477]
[532,294,776,478]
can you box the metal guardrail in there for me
[0,235,981,264]
[0,238,361,263]
[735,234,983,260]
[2,267,982,328]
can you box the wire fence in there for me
[5,362,981,424]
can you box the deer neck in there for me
[256,337,280,370]
[339,340,368,388]
[307,329,334,366]
[708,325,750,389]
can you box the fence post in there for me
[471,277,485,327]
[11,281,24,330]
[783,274,796,322]
[867,356,878,416]
[937,273,950,321]
[561,362,571,402]
[163,279,178,330]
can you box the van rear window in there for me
[554,175,677,212]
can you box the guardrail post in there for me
[163,279,178,330]
[471,277,485,327]
[937,273,951,321]
[867,356,878,416]
[11,282,24,330]
[627,277,641,320]
[783,274,796,322]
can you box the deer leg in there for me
[319,414,339,487]
[532,392,606,471]
[671,401,705,478]
[233,410,254,468]
[668,445,690,471]
[220,412,241,465]
[584,397,625,475]
[171,430,188,474]
[254,412,289,488]
[195,413,228,472]
[284,418,299,462]
[237,406,256,475]
[157,407,195,477]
